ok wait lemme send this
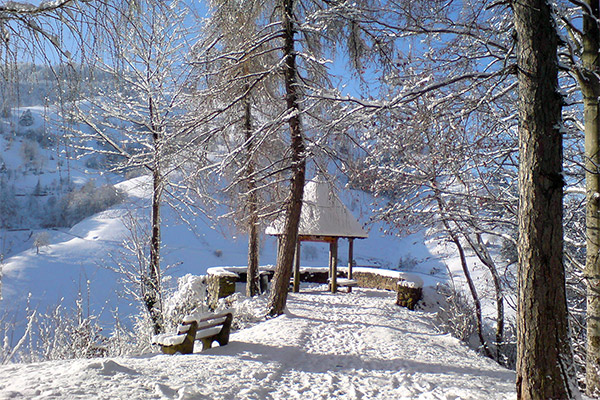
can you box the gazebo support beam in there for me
[347,238,354,293]
[330,239,338,293]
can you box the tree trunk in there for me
[147,149,163,335]
[267,0,306,317]
[463,232,504,363]
[447,226,491,358]
[581,0,600,395]
[514,1,575,398]
[244,84,260,297]
[434,192,491,357]
[145,94,163,335]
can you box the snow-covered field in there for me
[0,287,516,399]
[0,106,519,399]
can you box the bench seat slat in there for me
[195,326,223,340]
[183,311,231,324]
[152,333,187,347]
[329,278,358,287]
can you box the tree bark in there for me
[267,0,306,317]
[514,1,575,398]
[580,0,600,395]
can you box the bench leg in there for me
[160,321,198,355]
[215,313,233,346]
[200,338,213,351]
[199,313,233,351]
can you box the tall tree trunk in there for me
[581,0,600,395]
[244,86,260,297]
[147,147,163,335]
[146,95,163,335]
[514,1,575,398]
[267,0,306,317]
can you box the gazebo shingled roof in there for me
[265,175,368,239]
[266,175,367,293]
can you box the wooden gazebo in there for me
[266,175,368,292]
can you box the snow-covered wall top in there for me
[265,175,368,239]
[206,265,424,289]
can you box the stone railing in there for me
[206,265,424,310]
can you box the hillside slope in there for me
[1,171,447,330]
[0,287,515,399]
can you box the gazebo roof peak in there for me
[265,175,368,239]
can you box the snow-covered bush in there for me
[24,126,54,149]
[162,274,268,332]
[214,292,268,331]
[18,110,34,127]
[44,180,125,227]
[19,139,40,164]
[435,283,477,343]
[434,283,516,368]
[397,255,419,271]
[0,178,18,229]
[105,311,155,357]
[31,297,107,361]
[0,303,36,365]
[163,274,209,332]
[0,290,108,363]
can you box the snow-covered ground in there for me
[0,106,519,398]
[0,287,516,399]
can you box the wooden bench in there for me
[329,278,358,293]
[152,311,233,355]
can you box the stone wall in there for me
[207,274,236,310]
[395,285,423,310]
[206,266,423,311]
[352,271,398,291]
[352,270,423,310]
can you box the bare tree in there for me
[64,0,198,334]
[347,0,517,362]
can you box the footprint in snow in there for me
[154,384,199,400]
[86,360,139,376]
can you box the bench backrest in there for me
[178,311,233,339]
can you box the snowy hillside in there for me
[0,105,519,398]
[1,170,448,328]
[0,104,452,332]
[0,287,516,399]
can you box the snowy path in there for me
[0,288,516,399]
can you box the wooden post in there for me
[347,238,354,293]
[328,241,333,291]
[293,240,301,293]
[331,239,338,293]
[348,238,354,279]
[276,236,281,260]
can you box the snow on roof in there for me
[265,175,368,239]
